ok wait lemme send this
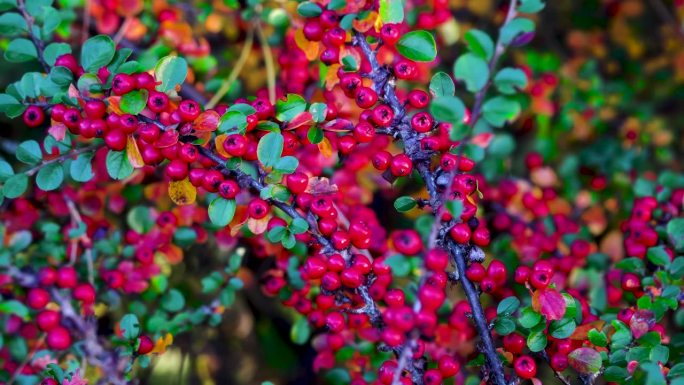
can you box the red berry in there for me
[46,326,72,350]
[112,73,136,95]
[73,283,96,304]
[137,335,155,355]
[178,100,201,121]
[449,223,471,243]
[514,356,537,379]
[27,288,51,309]
[36,310,61,331]
[248,198,269,219]
[23,106,45,128]
[56,266,78,288]
[165,159,189,181]
[104,129,127,151]
[390,154,413,177]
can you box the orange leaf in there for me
[107,96,124,115]
[247,216,270,235]
[353,11,378,33]
[193,110,220,132]
[151,333,173,354]
[160,244,183,264]
[214,134,230,158]
[168,178,197,206]
[318,137,333,158]
[325,64,341,90]
[570,320,605,340]
[127,136,145,168]
[295,29,321,61]
[531,288,566,321]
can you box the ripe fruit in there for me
[23,106,45,128]
[514,355,537,379]
[248,199,269,219]
[27,287,50,309]
[137,335,155,355]
[36,310,61,331]
[390,154,413,177]
[46,326,72,350]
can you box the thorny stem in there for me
[206,26,255,109]
[17,0,49,72]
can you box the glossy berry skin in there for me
[390,154,413,177]
[23,105,45,128]
[178,100,201,121]
[248,199,269,219]
[355,87,378,109]
[36,310,61,331]
[112,73,136,95]
[450,223,471,243]
[46,326,72,350]
[503,333,526,354]
[218,180,240,199]
[73,283,96,303]
[137,335,155,355]
[223,134,248,157]
[514,355,537,379]
[27,287,50,309]
[380,24,401,44]
[407,90,430,108]
[104,129,127,151]
[57,266,78,288]
[165,159,189,181]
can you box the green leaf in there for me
[379,0,404,23]
[482,96,521,127]
[494,316,516,335]
[396,30,437,62]
[105,150,134,180]
[569,347,603,374]
[527,330,547,352]
[445,199,464,218]
[155,56,188,92]
[218,111,248,134]
[81,35,115,72]
[464,29,494,60]
[16,140,42,165]
[550,318,576,339]
[208,197,236,227]
[120,89,148,115]
[647,246,670,267]
[257,132,284,168]
[39,6,60,35]
[297,1,322,17]
[290,316,311,345]
[497,296,520,315]
[0,160,13,181]
[494,68,528,94]
[3,173,28,198]
[36,162,64,191]
[429,71,455,97]
[290,217,309,234]
[429,95,465,124]
[666,218,684,252]
[43,43,71,66]
[274,156,299,174]
[161,289,185,312]
[588,329,608,347]
[48,66,73,88]
[394,196,416,212]
[500,18,535,45]
[309,102,327,123]
[0,93,25,118]
[120,314,140,339]
[267,225,287,243]
[307,126,323,144]
[605,366,629,383]
[127,206,154,233]
[70,152,94,182]
[0,300,29,319]
[454,53,489,93]
[275,94,306,122]
[4,38,37,62]
[488,133,516,156]
[518,0,545,13]
[518,307,542,328]
[0,12,27,36]
[384,254,410,277]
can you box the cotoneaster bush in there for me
[0,0,682,385]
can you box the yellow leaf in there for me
[127,136,145,168]
[318,137,333,158]
[353,11,378,33]
[151,333,174,354]
[295,29,321,61]
[168,178,197,206]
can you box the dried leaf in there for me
[168,178,197,206]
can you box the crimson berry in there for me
[166,159,189,181]
[355,87,378,108]
[381,328,405,347]
[438,355,460,377]
[104,129,127,151]
[46,326,72,350]
[339,73,363,97]
[320,47,340,65]
[303,19,324,41]
[514,265,531,284]
[326,312,345,332]
[41,379,58,385]
[423,369,442,385]
[418,284,445,310]
[390,154,413,177]
[178,100,201,121]
[392,230,422,255]
[222,134,247,157]
[248,198,269,219]
[179,143,199,163]
[465,262,486,282]
[530,270,551,289]
[36,310,61,332]
[137,335,155,355]
[487,260,507,284]
[384,289,405,308]
[135,72,156,90]
[27,287,51,309]
[449,223,471,243]
[352,121,375,143]
[112,73,136,95]
[514,356,537,379]
[331,230,351,250]
[285,172,308,194]
[503,333,526,354]
[23,105,46,128]
[321,271,341,291]
[407,90,430,108]
[218,180,240,199]
[550,354,569,371]
[38,267,57,286]
[148,91,170,113]
[303,257,327,279]
[54,54,79,74]
[471,227,491,246]
[73,283,96,304]
[340,268,364,288]
[372,151,392,170]
[50,104,67,122]
[324,28,346,46]
[56,266,78,288]
[411,112,434,133]
[84,100,107,119]
[371,104,395,127]
[424,249,449,271]
[380,24,401,44]
[394,60,417,80]
[621,273,641,292]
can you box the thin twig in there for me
[17,0,49,72]
[113,17,133,45]
[206,26,255,109]
[255,21,277,105]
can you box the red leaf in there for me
[532,288,566,321]
[629,309,655,339]
[193,110,220,132]
[568,347,602,374]
[154,130,179,148]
